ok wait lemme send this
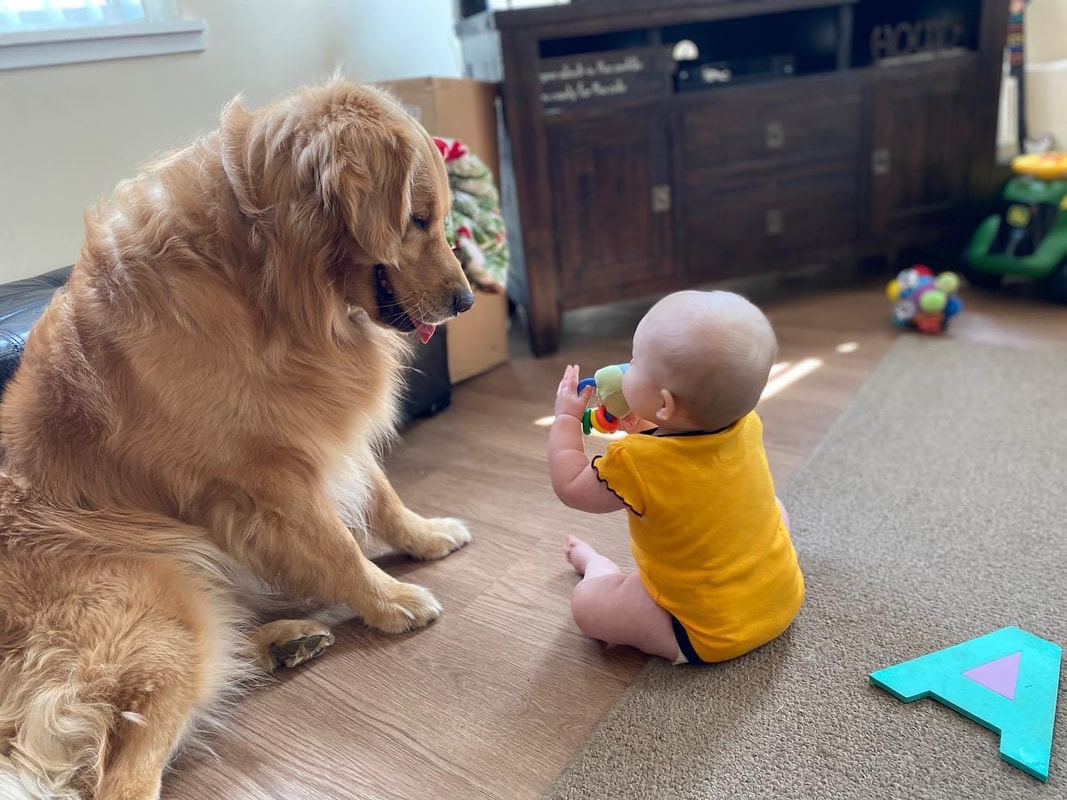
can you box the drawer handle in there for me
[766,209,784,236]
[872,148,891,176]
[652,184,672,213]
[766,121,785,149]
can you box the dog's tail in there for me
[0,681,110,800]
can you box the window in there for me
[2,0,153,32]
[0,0,204,71]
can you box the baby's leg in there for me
[564,535,679,661]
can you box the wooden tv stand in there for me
[457,0,1009,356]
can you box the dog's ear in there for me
[301,121,418,266]
[219,96,266,216]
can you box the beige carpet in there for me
[545,336,1067,799]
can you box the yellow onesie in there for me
[591,412,804,664]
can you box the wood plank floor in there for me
[166,283,1067,800]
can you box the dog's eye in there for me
[410,214,429,231]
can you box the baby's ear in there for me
[655,389,677,421]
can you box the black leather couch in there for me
[0,268,452,419]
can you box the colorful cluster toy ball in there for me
[576,363,630,434]
[886,266,963,334]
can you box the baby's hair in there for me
[645,291,777,431]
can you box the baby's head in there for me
[622,291,777,432]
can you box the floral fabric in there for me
[434,137,509,293]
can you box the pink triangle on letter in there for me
[962,651,1022,700]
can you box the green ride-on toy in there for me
[963,153,1067,301]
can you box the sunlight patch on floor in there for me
[769,361,793,378]
[588,429,626,441]
[538,357,827,422]
[761,357,824,401]
[836,341,859,354]
[533,414,624,440]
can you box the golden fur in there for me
[0,79,473,800]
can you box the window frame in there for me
[0,14,204,71]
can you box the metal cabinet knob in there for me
[652,184,672,213]
[766,209,784,236]
[766,120,785,149]
[872,148,892,176]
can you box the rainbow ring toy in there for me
[576,363,630,435]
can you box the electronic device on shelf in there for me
[673,54,796,91]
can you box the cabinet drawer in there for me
[684,168,857,277]
[683,85,861,178]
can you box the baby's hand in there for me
[554,364,594,421]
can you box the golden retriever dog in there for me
[0,78,474,800]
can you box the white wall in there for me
[1026,0,1067,149]
[1026,0,1067,61]
[0,0,461,280]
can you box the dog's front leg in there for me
[208,491,441,633]
[366,463,472,560]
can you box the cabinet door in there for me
[868,68,973,238]
[547,114,674,303]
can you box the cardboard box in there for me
[378,77,508,383]
[447,290,508,383]
[377,76,500,186]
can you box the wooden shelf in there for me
[459,0,1009,356]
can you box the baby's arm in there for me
[549,366,626,514]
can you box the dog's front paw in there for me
[363,580,442,634]
[404,517,472,561]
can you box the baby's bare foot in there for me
[565,535,599,576]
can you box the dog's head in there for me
[221,80,474,343]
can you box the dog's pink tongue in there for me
[416,322,437,345]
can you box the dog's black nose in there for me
[452,289,475,315]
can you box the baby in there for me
[547,290,804,665]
